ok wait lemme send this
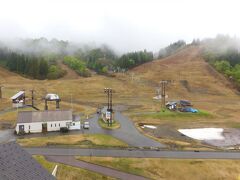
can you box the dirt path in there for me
[59,63,80,79]
[45,155,148,180]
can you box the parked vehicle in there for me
[180,107,198,113]
[60,127,69,133]
[166,101,177,110]
[83,121,90,129]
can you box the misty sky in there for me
[0,0,239,53]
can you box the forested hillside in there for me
[5,36,240,82]
[0,48,65,79]
[0,38,156,78]
[116,50,153,70]
[202,35,240,89]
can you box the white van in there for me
[83,122,90,129]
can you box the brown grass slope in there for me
[132,46,236,99]
[130,46,240,127]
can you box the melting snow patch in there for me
[142,125,157,129]
[178,128,224,140]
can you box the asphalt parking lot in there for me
[87,111,165,148]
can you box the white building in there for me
[15,110,81,134]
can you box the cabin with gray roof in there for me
[0,142,55,180]
[11,91,25,108]
[15,110,81,134]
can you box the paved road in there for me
[26,147,240,159]
[0,129,16,143]
[46,155,147,180]
[87,112,164,148]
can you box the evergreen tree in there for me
[39,59,48,79]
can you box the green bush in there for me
[63,56,91,77]
[47,65,66,79]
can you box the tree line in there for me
[116,50,153,70]
[0,48,65,79]
[73,46,117,74]
[0,38,190,79]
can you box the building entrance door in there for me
[19,125,24,133]
[42,123,47,133]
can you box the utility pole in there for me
[0,85,3,99]
[104,88,113,126]
[160,80,168,109]
[71,93,73,110]
[156,87,160,99]
[110,89,113,125]
[22,89,26,105]
[31,89,35,107]
[131,72,135,82]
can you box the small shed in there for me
[11,91,25,108]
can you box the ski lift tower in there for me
[44,93,61,110]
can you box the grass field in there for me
[17,134,128,148]
[34,155,115,180]
[135,109,212,120]
[77,157,240,180]
[98,118,121,130]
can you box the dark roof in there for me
[17,110,72,124]
[0,142,55,180]
[73,115,80,121]
[179,100,192,106]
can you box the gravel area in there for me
[205,128,240,147]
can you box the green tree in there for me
[214,60,231,73]
[39,59,48,79]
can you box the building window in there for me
[51,124,52,127]
[73,123,75,126]
[55,124,56,127]
[59,123,60,127]
[29,125,30,129]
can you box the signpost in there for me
[106,111,111,119]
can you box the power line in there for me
[0,85,3,99]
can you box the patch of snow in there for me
[178,128,224,140]
[143,125,157,129]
